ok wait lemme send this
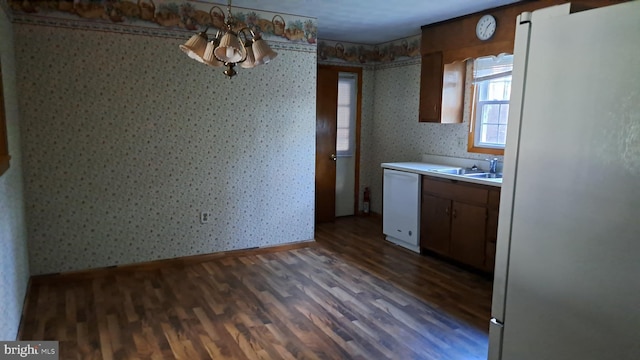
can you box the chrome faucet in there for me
[486,158,499,173]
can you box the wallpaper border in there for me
[9,0,317,46]
[318,35,420,66]
[12,14,317,52]
[317,55,421,71]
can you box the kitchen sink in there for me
[428,167,502,180]
[463,173,503,179]
[432,168,465,175]
[432,168,490,176]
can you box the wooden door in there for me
[420,194,451,255]
[450,201,487,269]
[315,67,339,223]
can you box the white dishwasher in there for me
[382,168,420,253]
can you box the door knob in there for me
[330,154,337,161]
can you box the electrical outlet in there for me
[200,212,211,224]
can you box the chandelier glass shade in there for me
[179,0,278,78]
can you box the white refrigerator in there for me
[489,2,640,360]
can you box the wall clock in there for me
[476,14,497,41]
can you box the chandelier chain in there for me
[227,0,234,27]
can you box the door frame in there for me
[317,65,363,215]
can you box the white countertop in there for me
[381,162,502,188]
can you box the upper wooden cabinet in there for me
[418,2,524,124]
[419,53,466,124]
[418,52,443,123]
[441,61,466,124]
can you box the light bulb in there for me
[226,47,234,59]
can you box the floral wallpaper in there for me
[8,0,502,276]
[0,6,30,341]
[15,23,317,275]
[9,0,317,44]
[357,68,375,212]
[361,61,503,214]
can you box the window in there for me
[336,73,357,156]
[468,54,513,154]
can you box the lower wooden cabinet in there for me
[420,176,500,272]
[485,208,499,271]
[450,201,487,269]
[421,194,451,255]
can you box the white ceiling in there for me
[229,0,522,44]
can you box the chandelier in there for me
[179,0,278,78]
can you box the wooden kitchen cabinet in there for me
[484,190,501,272]
[421,194,451,255]
[416,0,623,125]
[418,52,443,123]
[418,52,466,124]
[420,175,500,272]
[450,201,487,269]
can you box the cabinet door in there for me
[484,208,499,272]
[420,194,451,255]
[441,61,465,124]
[450,202,487,269]
[418,51,444,122]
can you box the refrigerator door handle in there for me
[488,318,505,360]
[491,12,532,323]
[519,11,532,24]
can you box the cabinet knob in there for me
[445,207,449,215]
[453,209,457,218]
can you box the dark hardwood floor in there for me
[19,216,493,360]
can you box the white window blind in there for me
[473,54,513,83]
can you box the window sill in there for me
[467,144,504,156]
[0,155,10,177]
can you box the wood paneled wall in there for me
[417,0,628,123]
[421,0,628,63]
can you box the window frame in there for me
[468,85,504,155]
[474,97,509,148]
[467,55,513,156]
[336,73,357,157]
